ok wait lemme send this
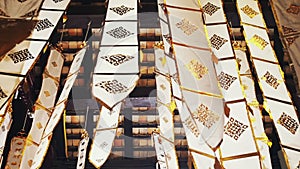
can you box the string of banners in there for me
[159,0,225,168]
[0,0,71,168]
[153,44,179,169]
[19,48,64,169]
[236,0,300,168]
[31,46,86,169]
[198,0,264,168]
[234,44,272,169]
[269,0,300,93]
[89,0,139,168]
[0,100,13,167]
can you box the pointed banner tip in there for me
[211,52,219,64]
[224,103,230,118]
[214,157,224,169]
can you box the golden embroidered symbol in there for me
[51,61,58,67]
[217,71,237,90]
[278,112,299,134]
[106,26,134,39]
[44,91,51,97]
[203,2,220,16]
[286,4,300,15]
[262,71,280,89]
[282,26,297,35]
[95,80,129,94]
[192,104,220,129]
[241,5,259,18]
[224,117,248,140]
[210,34,228,50]
[184,116,200,137]
[110,5,134,15]
[101,54,134,66]
[186,59,208,80]
[159,56,167,67]
[176,18,199,36]
[286,36,299,46]
[249,34,269,50]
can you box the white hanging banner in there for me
[152,133,168,169]
[105,0,137,21]
[235,48,272,169]
[92,74,139,109]
[32,47,86,169]
[89,103,122,168]
[0,104,12,166]
[157,0,172,56]
[237,0,300,168]
[155,51,179,168]
[0,0,44,18]
[76,134,89,169]
[21,48,64,169]
[30,134,53,169]
[270,0,300,91]
[95,46,139,74]
[175,99,217,169]
[5,135,26,169]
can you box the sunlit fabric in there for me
[164,0,224,149]
[5,135,26,169]
[20,49,64,169]
[89,104,122,168]
[76,133,89,169]
[235,48,272,169]
[237,0,300,168]
[154,46,179,169]
[0,102,12,166]
[89,0,139,167]
[29,47,86,169]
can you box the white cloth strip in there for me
[158,0,224,168]
[76,136,89,169]
[90,1,139,168]
[270,0,300,91]
[235,48,272,169]
[5,136,26,169]
[89,103,122,168]
[237,1,300,168]
[0,103,12,167]
[21,49,64,169]
[31,47,87,169]
[155,47,179,169]
[199,1,268,168]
